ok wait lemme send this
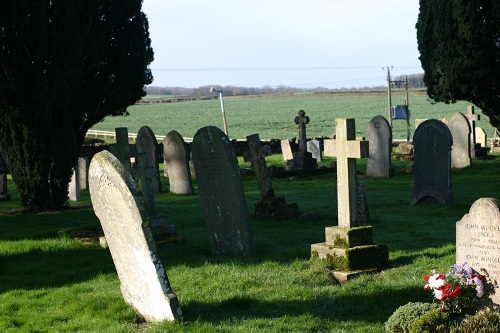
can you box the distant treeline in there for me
[145,73,425,97]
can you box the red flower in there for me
[424,275,430,282]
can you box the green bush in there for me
[410,310,450,333]
[450,309,500,333]
[385,302,437,333]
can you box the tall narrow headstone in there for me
[312,118,388,280]
[456,198,500,305]
[447,112,471,169]
[242,134,274,198]
[68,167,80,201]
[192,126,255,257]
[466,106,480,158]
[88,150,182,322]
[77,157,89,190]
[109,127,136,174]
[366,115,395,178]
[411,119,453,205]
[476,127,487,147]
[136,126,162,193]
[163,131,194,195]
[0,156,10,201]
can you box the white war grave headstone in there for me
[366,115,395,178]
[312,118,389,281]
[88,150,182,322]
[136,126,162,193]
[163,130,194,195]
[447,112,471,169]
[476,127,487,148]
[456,198,500,306]
[192,126,255,257]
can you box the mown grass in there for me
[1,153,500,332]
[90,92,496,142]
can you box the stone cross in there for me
[242,134,274,198]
[295,110,310,153]
[110,127,136,174]
[467,106,480,158]
[324,118,369,228]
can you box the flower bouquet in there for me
[424,262,485,313]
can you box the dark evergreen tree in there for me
[416,0,500,128]
[0,0,153,211]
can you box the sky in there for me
[141,0,423,89]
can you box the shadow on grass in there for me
[179,285,427,325]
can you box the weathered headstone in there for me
[307,139,322,162]
[447,112,471,169]
[456,198,500,305]
[133,152,175,239]
[192,126,255,257]
[243,134,299,219]
[109,127,136,174]
[366,115,395,178]
[88,150,182,322]
[466,105,479,158]
[312,118,389,281]
[163,131,194,195]
[285,110,318,170]
[77,157,89,190]
[411,119,453,205]
[136,126,162,193]
[0,156,10,201]
[280,139,294,161]
[476,127,487,147]
[68,167,80,201]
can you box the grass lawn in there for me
[1,153,500,332]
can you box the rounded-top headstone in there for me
[88,150,182,322]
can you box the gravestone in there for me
[456,198,500,305]
[88,150,182,322]
[366,115,395,178]
[476,127,487,147]
[136,126,162,193]
[192,126,255,257]
[312,118,389,281]
[280,139,294,161]
[163,131,194,195]
[77,157,89,190]
[109,127,136,174]
[243,134,299,220]
[447,112,471,169]
[307,139,322,162]
[285,110,318,170]
[411,119,453,205]
[0,155,10,201]
[466,105,479,158]
[68,167,80,201]
[133,152,175,239]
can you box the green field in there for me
[90,91,496,141]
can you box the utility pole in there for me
[383,66,393,126]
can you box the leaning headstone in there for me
[88,150,182,322]
[285,110,318,170]
[366,115,395,178]
[163,131,194,195]
[192,126,255,257]
[109,127,136,174]
[280,139,294,161]
[447,112,471,169]
[68,167,80,201]
[136,126,162,193]
[411,119,453,205]
[307,139,322,162]
[312,118,389,282]
[243,134,299,220]
[456,198,500,306]
[476,127,487,147]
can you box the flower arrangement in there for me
[424,262,485,313]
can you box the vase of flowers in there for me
[424,262,485,314]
